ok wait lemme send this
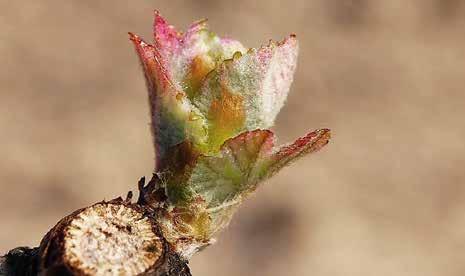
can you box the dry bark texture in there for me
[0,246,191,276]
[0,196,192,276]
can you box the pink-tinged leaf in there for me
[129,33,208,167]
[129,32,174,93]
[153,10,181,69]
[151,12,246,94]
[161,129,330,241]
[130,12,247,165]
[188,129,330,207]
[194,35,299,151]
[265,128,331,177]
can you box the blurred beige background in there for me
[2,0,465,275]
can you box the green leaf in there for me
[189,128,330,209]
[162,128,330,241]
[193,36,299,151]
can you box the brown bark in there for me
[0,178,192,276]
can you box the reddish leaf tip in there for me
[302,128,331,148]
[154,10,167,24]
[275,128,331,163]
[128,32,138,41]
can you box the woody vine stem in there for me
[1,11,330,276]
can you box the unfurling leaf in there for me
[130,11,330,259]
[130,11,299,164]
[160,129,330,245]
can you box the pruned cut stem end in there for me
[62,203,162,275]
[33,199,191,276]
